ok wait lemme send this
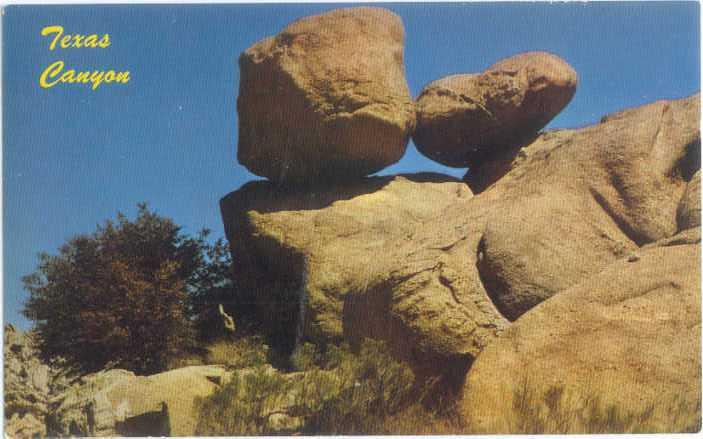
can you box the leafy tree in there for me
[22,203,233,374]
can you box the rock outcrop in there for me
[221,94,700,377]
[413,52,577,172]
[50,365,230,436]
[474,94,699,319]
[237,7,416,182]
[49,364,331,436]
[4,325,68,439]
[460,234,701,433]
[221,173,504,374]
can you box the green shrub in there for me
[205,336,270,370]
[22,203,236,374]
[195,338,417,435]
[196,365,293,435]
[300,339,415,434]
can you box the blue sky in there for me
[3,2,700,329]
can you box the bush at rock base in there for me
[204,336,270,369]
[194,338,460,435]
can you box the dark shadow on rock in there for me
[114,403,170,437]
[220,172,462,216]
[680,138,701,182]
[463,131,541,194]
[341,283,472,405]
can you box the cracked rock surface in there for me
[4,325,73,439]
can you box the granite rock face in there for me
[221,94,699,377]
[677,170,701,231]
[237,7,416,183]
[474,94,700,319]
[461,234,701,433]
[220,173,504,375]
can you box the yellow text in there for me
[41,25,111,50]
[39,60,130,90]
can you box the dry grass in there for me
[193,338,453,435]
[511,378,702,434]
[204,336,269,369]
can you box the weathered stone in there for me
[50,366,229,436]
[237,7,415,182]
[5,412,46,439]
[221,95,699,376]
[475,94,700,319]
[221,173,501,373]
[413,51,577,169]
[461,235,701,433]
[4,325,66,439]
[678,170,701,231]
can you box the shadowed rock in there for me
[677,170,701,231]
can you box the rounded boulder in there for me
[237,7,416,182]
[413,51,577,168]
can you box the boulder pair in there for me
[236,7,577,185]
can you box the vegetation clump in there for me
[511,377,702,433]
[194,339,438,435]
[22,203,233,374]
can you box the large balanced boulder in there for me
[237,7,416,182]
[221,94,699,375]
[461,235,701,433]
[413,52,577,172]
